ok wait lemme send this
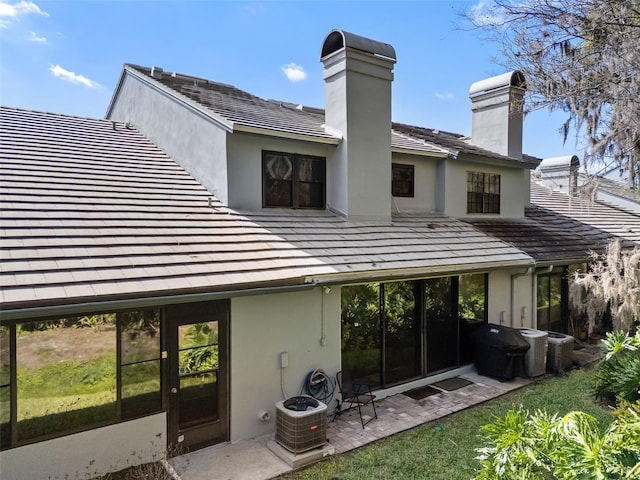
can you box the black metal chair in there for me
[335,370,378,428]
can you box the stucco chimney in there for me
[538,155,580,195]
[321,29,396,220]
[469,71,526,159]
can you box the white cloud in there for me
[28,30,45,42]
[49,65,101,89]
[435,92,455,101]
[241,4,266,16]
[281,62,307,83]
[467,0,507,27]
[0,1,48,27]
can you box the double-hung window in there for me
[467,171,500,214]
[262,151,326,208]
[392,163,415,197]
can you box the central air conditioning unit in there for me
[519,329,548,377]
[547,332,574,372]
[275,396,327,454]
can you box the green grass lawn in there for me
[282,368,612,480]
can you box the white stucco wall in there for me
[226,133,332,211]
[441,159,528,218]
[391,153,438,213]
[487,270,511,325]
[108,73,229,204]
[0,413,165,480]
[512,271,534,329]
[229,287,341,442]
[487,269,534,328]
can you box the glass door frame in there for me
[165,300,229,452]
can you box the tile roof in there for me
[530,181,640,245]
[581,173,639,203]
[1,106,532,312]
[464,206,611,263]
[465,182,640,263]
[121,64,533,164]
[0,107,316,310]
[238,210,533,284]
[391,123,540,167]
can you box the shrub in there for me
[593,331,640,404]
[474,406,640,479]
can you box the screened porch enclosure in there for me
[340,274,487,389]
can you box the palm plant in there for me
[593,331,640,404]
[475,406,640,479]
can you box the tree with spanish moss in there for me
[569,238,640,334]
[467,0,640,188]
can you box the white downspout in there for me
[511,267,533,328]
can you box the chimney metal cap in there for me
[538,155,580,171]
[321,29,396,61]
[469,71,526,97]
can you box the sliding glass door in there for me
[341,274,487,389]
[383,281,421,385]
[424,277,457,374]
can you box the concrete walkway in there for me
[171,371,532,480]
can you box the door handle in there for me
[171,387,178,394]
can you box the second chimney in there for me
[469,71,526,159]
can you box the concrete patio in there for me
[171,370,533,480]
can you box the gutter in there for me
[234,124,340,145]
[0,282,317,322]
[306,258,534,286]
[391,146,449,159]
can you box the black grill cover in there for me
[474,324,530,380]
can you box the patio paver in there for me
[174,371,531,480]
[326,372,530,454]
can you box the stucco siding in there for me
[391,153,438,213]
[229,288,341,442]
[487,269,534,329]
[227,133,332,211]
[108,73,229,204]
[443,159,528,218]
[0,413,165,480]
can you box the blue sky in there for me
[0,0,580,160]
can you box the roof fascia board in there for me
[105,68,127,119]
[392,147,449,158]
[0,282,316,322]
[110,65,235,133]
[457,152,539,169]
[305,258,535,285]
[534,257,590,267]
[234,124,340,145]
